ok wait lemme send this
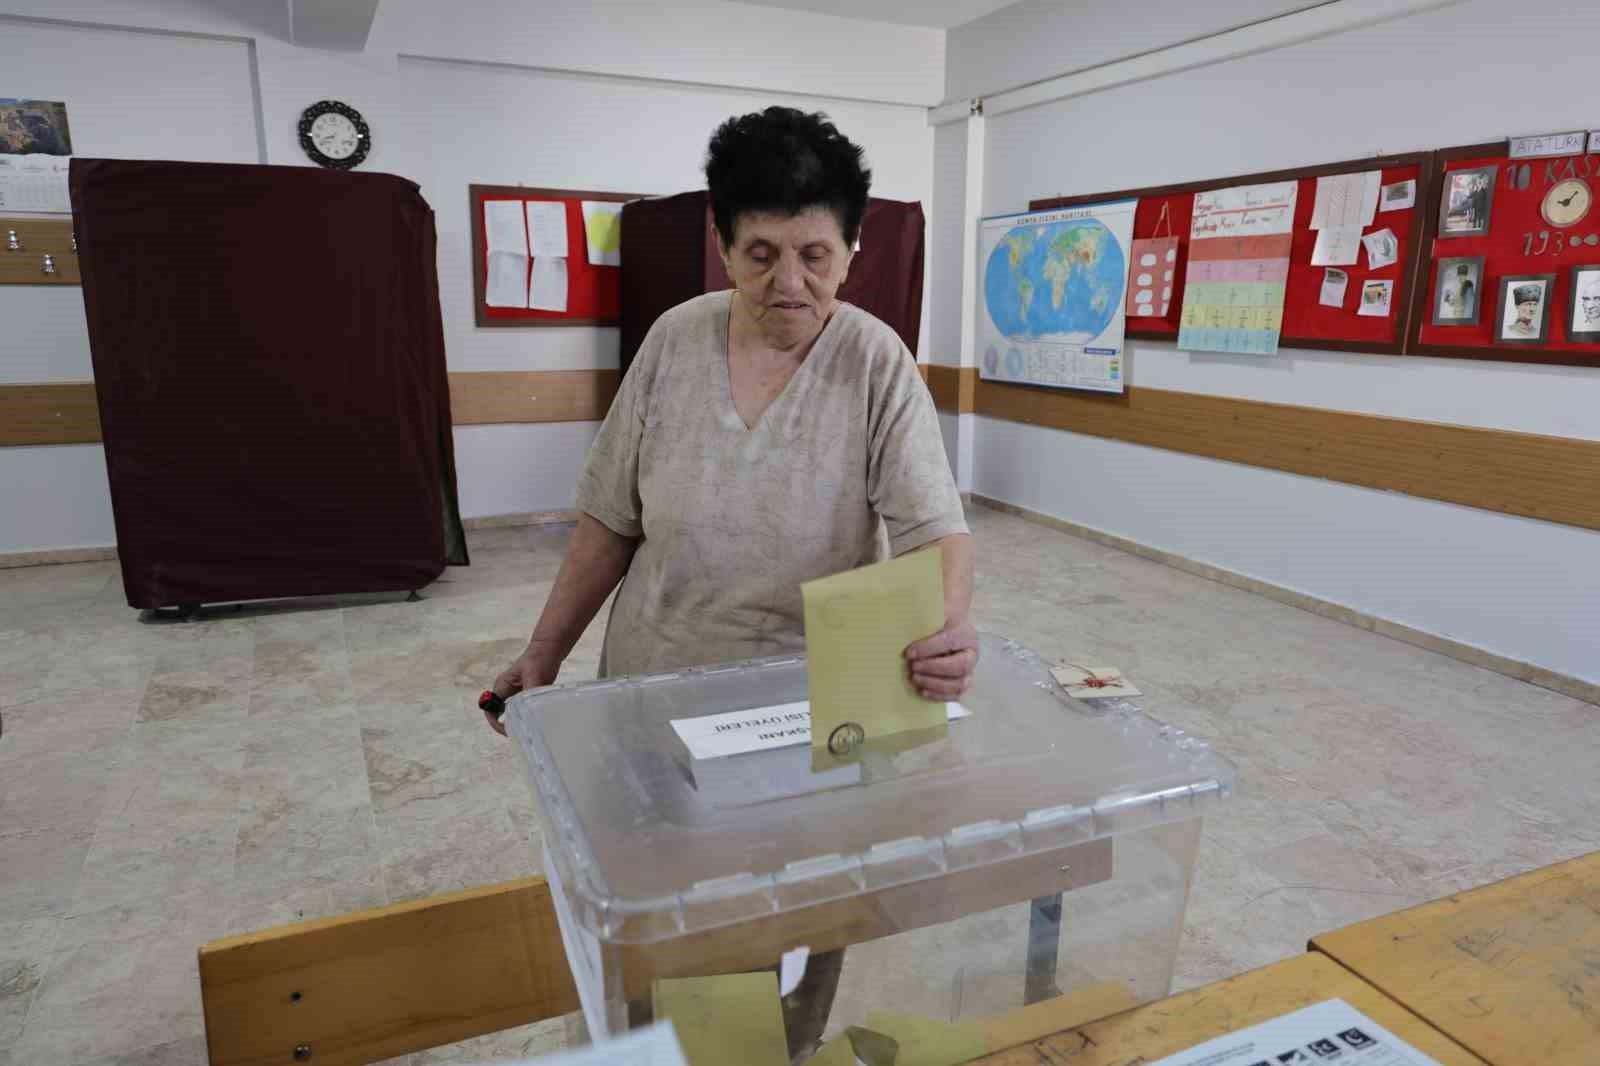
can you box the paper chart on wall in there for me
[1176,181,1297,355]
[0,154,71,213]
[485,251,529,308]
[529,255,568,311]
[1310,170,1380,230]
[976,199,1137,393]
[1311,224,1363,266]
[483,200,527,255]
[525,201,568,257]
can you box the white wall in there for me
[369,0,944,107]
[943,0,1323,104]
[957,0,1600,683]
[929,121,969,365]
[393,55,934,374]
[1,1,939,554]
[1,17,260,552]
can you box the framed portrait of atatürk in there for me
[1493,273,1556,345]
[1568,264,1600,341]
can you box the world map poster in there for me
[977,199,1138,394]
[1176,180,1298,355]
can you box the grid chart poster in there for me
[1178,181,1298,355]
[978,199,1138,393]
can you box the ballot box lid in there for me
[506,634,1234,944]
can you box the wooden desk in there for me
[972,952,1485,1064]
[1312,850,1600,1066]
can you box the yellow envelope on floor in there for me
[863,1011,989,1066]
[804,1026,899,1066]
[802,549,946,772]
[652,972,788,1066]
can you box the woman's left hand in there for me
[904,620,980,700]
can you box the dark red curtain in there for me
[71,158,467,609]
[620,191,925,379]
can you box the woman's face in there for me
[719,207,854,348]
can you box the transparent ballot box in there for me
[506,635,1236,1042]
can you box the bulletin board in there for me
[468,184,639,328]
[1030,152,1429,356]
[1407,142,1600,368]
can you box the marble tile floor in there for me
[1,505,1596,1063]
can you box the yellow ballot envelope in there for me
[652,971,788,1066]
[801,549,946,772]
[863,1011,989,1066]
[803,1026,899,1066]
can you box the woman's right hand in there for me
[484,641,562,736]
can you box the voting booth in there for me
[506,635,1235,1042]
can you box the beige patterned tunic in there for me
[577,291,967,678]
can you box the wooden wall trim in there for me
[448,369,619,425]
[13,373,1598,536]
[925,363,977,414]
[0,217,80,286]
[0,383,102,445]
[975,381,1600,533]
[0,371,623,447]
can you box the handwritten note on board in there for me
[1311,224,1363,266]
[484,251,528,308]
[1310,170,1380,230]
[528,256,568,311]
[483,200,527,255]
[525,201,568,257]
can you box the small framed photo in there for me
[1432,255,1485,325]
[1439,165,1496,237]
[1569,265,1600,341]
[1494,273,1556,344]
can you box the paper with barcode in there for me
[671,700,968,761]
[1146,999,1439,1066]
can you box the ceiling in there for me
[733,0,1019,29]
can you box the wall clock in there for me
[1541,178,1590,229]
[298,100,370,170]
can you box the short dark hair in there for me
[705,106,871,249]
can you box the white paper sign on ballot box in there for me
[1148,999,1440,1066]
[669,699,968,760]
[669,700,971,806]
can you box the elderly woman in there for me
[488,106,974,714]
[486,106,974,1052]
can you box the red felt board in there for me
[1031,153,1428,355]
[1410,144,1600,367]
[468,184,638,328]
[1280,164,1418,346]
